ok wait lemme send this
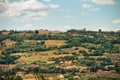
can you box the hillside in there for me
[0,29,120,80]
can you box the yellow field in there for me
[45,40,66,48]
[16,46,89,64]
[114,44,120,49]
[24,40,67,48]
[17,50,72,64]
[62,47,89,53]
[24,79,36,80]
[3,39,16,48]
[24,40,43,44]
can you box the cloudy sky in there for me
[0,0,120,31]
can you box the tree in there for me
[92,50,103,56]
[35,30,39,34]
[0,67,21,80]
[115,64,120,74]
[15,76,23,80]
[32,67,45,80]
[99,29,102,32]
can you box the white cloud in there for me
[23,11,47,21]
[92,0,115,5]
[81,12,85,15]
[112,19,120,24]
[82,3,91,8]
[21,23,39,30]
[90,8,99,11]
[0,0,59,20]
[24,23,35,28]
[50,4,59,9]
[43,0,51,2]
[62,25,72,30]
[64,25,71,29]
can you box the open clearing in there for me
[17,49,72,64]
[45,40,66,48]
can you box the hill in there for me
[0,29,120,80]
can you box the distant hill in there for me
[38,29,62,34]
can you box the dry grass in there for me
[12,33,32,37]
[24,40,43,44]
[17,46,89,64]
[62,47,89,53]
[17,50,72,64]
[24,40,66,48]
[89,56,107,59]
[23,78,36,80]
[45,40,66,48]
[2,31,9,35]
[3,39,16,48]
[114,44,120,49]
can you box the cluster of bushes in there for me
[54,49,68,54]
[29,67,79,74]
[0,68,23,80]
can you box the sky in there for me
[0,0,120,31]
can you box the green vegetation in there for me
[0,29,120,80]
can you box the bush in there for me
[15,76,23,80]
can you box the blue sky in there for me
[0,0,120,31]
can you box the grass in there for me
[45,40,66,48]
[24,40,67,48]
[106,53,120,65]
[24,40,43,44]
[17,50,72,64]
[2,39,16,48]
[16,46,89,65]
